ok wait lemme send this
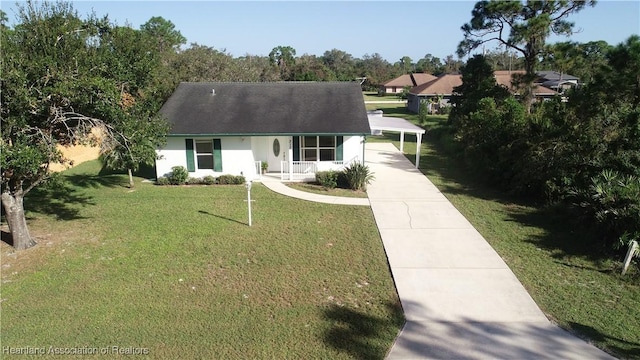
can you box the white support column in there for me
[288,137,293,181]
[399,131,405,152]
[415,133,423,169]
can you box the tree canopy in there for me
[1,1,170,249]
[457,0,596,111]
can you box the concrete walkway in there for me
[260,175,370,206]
[259,143,615,359]
[365,142,615,360]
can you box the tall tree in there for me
[139,16,186,53]
[449,54,510,128]
[415,54,444,75]
[356,53,394,89]
[268,45,296,81]
[96,25,169,187]
[0,1,168,249]
[321,49,356,81]
[457,0,596,112]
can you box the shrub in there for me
[315,171,338,189]
[343,162,375,191]
[337,171,349,189]
[156,177,170,185]
[168,166,189,185]
[202,175,217,185]
[187,177,203,185]
[218,174,246,185]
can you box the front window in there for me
[195,140,214,169]
[301,136,336,161]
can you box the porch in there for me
[251,158,359,182]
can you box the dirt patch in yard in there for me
[49,128,102,172]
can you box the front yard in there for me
[1,161,402,359]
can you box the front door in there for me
[267,136,287,172]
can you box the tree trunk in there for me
[1,191,36,250]
[128,168,134,188]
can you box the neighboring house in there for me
[155,82,370,181]
[407,74,463,113]
[407,71,559,113]
[380,73,437,94]
[535,70,580,93]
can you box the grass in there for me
[362,91,403,102]
[1,160,403,359]
[285,182,368,198]
[372,105,640,359]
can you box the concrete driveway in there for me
[365,142,615,360]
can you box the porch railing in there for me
[280,157,359,181]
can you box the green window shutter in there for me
[213,139,223,172]
[292,136,300,161]
[336,136,343,161]
[185,139,195,172]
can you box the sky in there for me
[3,1,640,63]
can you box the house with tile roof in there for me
[380,73,438,94]
[155,82,371,181]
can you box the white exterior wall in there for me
[156,135,365,179]
[343,135,364,164]
[156,136,258,179]
[156,136,188,178]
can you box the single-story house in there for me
[380,73,437,94]
[535,70,580,93]
[155,82,371,181]
[407,71,559,113]
[406,74,463,113]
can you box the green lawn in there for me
[362,91,402,102]
[285,182,368,198]
[372,105,640,359]
[1,161,402,359]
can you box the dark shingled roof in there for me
[160,82,371,136]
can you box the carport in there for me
[368,112,426,168]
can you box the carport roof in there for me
[368,113,425,168]
[368,115,426,135]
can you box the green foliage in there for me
[449,36,640,252]
[202,175,217,185]
[315,171,338,189]
[217,174,245,185]
[418,101,429,125]
[187,177,203,185]
[343,162,375,191]
[398,85,411,100]
[156,176,170,185]
[168,166,189,185]
[570,170,640,249]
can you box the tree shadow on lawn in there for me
[24,172,126,221]
[322,302,404,360]
[1,229,13,247]
[567,321,640,359]
[396,130,615,262]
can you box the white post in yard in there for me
[415,132,423,169]
[622,240,638,275]
[399,131,405,152]
[245,180,253,227]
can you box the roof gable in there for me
[382,74,414,87]
[410,74,463,95]
[160,82,370,135]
